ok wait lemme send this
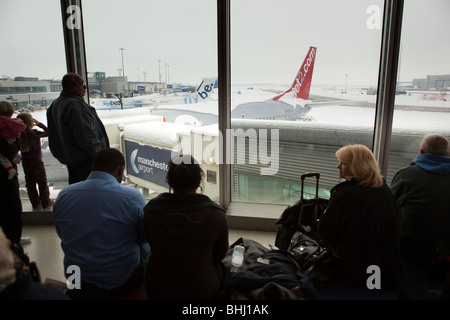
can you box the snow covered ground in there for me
[19,85,449,195]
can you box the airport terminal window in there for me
[0,1,66,203]
[230,0,384,205]
[82,0,218,200]
[5,1,445,219]
[386,0,450,184]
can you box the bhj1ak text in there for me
[182,304,269,317]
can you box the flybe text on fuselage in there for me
[181,80,215,104]
[184,96,199,104]
[197,81,215,100]
[102,100,121,106]
[293,47,316,96]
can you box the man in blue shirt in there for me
[53,148,149,299]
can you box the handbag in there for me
[287,231,336,287]
[288,231,324,271]
[10,243,41,283]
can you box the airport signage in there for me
[125,140,176,188]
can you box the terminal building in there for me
[412,74,450,91]
[0,77,60,111]
[0,72,168,110]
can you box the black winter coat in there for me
[318,179,402,288]
[46,90,109,166]
[391,161,450,266]
[143,193,229,300]
[0,137,22,243]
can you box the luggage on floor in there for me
[275,173,328,250]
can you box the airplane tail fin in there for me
[273,46,317,101]
[196,77,218,101]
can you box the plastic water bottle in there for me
[231,245,245,272]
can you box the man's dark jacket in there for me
[46,90,109,166]
[391,153,450,265]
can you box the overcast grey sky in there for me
[0,0,449,87]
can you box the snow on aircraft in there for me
[232,46,317,121]
[148,46,320,125]
[132,77,218,107]
[149,44,449,127]
[89,77,218,111]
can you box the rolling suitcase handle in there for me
[275,172,327,249]
[300,172,320,201]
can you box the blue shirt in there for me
[53,171,147,289]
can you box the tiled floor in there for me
[21,224,277,284]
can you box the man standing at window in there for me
[390,133,450,272]
[47,73,109,184]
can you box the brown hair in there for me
[336,144,383,188]
[17,113,39,152]
[0,101,15,117]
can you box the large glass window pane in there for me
[231,0,384,205]
[387,0,450,182]
[82,0,218,200]
[0,0,66,205]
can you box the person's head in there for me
[16,113,37,152]
[61,73,87,97]
[0,101,15,117]
[335,144,383,188]
[0,227,16,293]
[418,134,449,156]
[91,148,125,183]
[16,113,33,128]
[166,155,204,194]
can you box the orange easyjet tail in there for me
[273,46,317,101]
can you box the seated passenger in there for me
[53,148,149,299]
[318,144,402,288]
[143,155,229,300]
[390,134,450,273]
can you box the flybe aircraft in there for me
[91,46,324,123]
[21,45,449,195]
[89,77,217,110]
[149,46,320,125]
[134,77,218,106]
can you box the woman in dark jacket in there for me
[318,144,402,288]
[143,155,229,299]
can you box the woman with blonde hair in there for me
[318,144,402,288]
[335,144,384,188]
